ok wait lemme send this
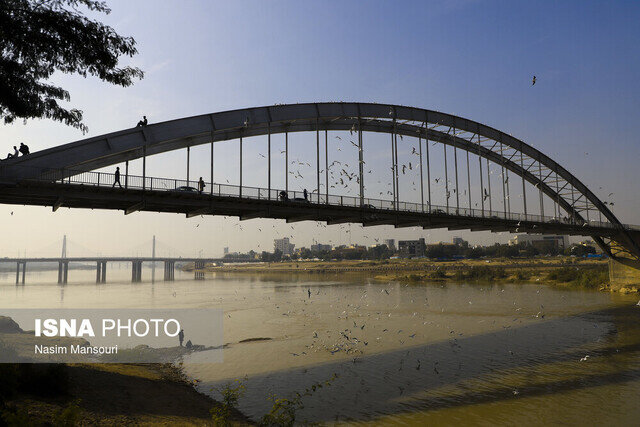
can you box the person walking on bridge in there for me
[198,177,205,194]
[113,166,122,188]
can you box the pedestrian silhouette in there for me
[113,167,122,188]
[198,177,205,194]
[178,329,184,347]
[136,115,148,127]
[185,339,192,349]
[12,146,19,158]
[18,143,29,155]
[303,189,308,200]
[279,190,288,201]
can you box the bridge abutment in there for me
[608,258,640,292]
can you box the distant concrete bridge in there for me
[1,257,238,284]
[1,102,638,266]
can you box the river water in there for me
[1,267,639,425]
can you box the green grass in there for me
[453,266,507,281]
[546,266,609,289]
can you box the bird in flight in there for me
[532,75,537,86]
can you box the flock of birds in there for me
[200,278,633,406]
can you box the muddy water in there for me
[1,267,639,425]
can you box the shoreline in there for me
[3,362,252,425]
[190,257,639,293]
[0,318,252,425]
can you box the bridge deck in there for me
[0,170,633,240]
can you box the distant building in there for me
[398,238,426,257]
[332,245,367,257]
[311,243,332,252]
[509,234,569,251]
[274,237,295,256]
[384,239,396,251]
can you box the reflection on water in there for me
[1,268,639,424]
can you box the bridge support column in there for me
[194,260,205,280]
[63,261,68,284]
[58,261,63,284]
[132,261,142,282]
[101,261,107,283]
[96,261,101,283]
[164,261,174,281]
[16,262,26,284]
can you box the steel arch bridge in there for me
[1,102,639,265]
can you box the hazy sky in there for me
[2,0,640,258]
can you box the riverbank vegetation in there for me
[204,256,620,291]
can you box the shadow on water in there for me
[203,303,640,423]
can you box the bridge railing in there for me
[5,164,628,231]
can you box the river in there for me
[1,266,639,425]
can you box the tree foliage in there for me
[0,0,143,132]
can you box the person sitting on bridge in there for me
[113,166,122,188]
[11,146,19,158]
[198,177,205,194]
[279,190,288,201]
[18,142,30,156]
[136,115,148,127]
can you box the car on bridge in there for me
[171,186,198,193]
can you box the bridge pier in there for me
[15,261,26,284]
[164,261,175,281]
[96,261,107,283]
[194,260,205,280]
[57,261,69,284]
[132,261,142,282]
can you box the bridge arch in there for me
[2,102,638,261]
